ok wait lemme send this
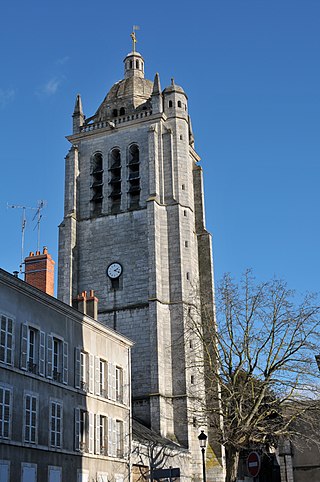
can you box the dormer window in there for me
[109,148,121,214]
[90,153,103,216]
[128,144,140,210]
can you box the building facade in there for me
[58,41,223,481]
[0,267,132,482]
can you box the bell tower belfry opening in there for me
[58,33,223,481]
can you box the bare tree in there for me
[187,270,320,482]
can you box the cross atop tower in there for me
[130,25,140,52]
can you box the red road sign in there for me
[247,451,261,477]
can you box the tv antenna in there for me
[7,200,46,272]
[32,200,46,252]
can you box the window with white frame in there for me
[79,409,87,451]
[75,348,94,392]
[47,335,68,384]
[24,393,38,444]
[75,408,94,453]
[20,324,45,376]
[21,463,37,482]
[77,470,89,482]
[0,315,13,366]
[97,473,108,482]
[80,351,88,390]
[98,359,107,397]
[98,415,108,455]
[0,460,10,482]
[116,420,124,458]
[115,366,123,403]
[50,400,62,448]
[0,385,12,439]
[48,466,61,482]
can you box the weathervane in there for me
[130,25,140,52]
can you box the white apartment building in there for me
[0,265,132,482]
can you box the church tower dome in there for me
[123,51,145,79]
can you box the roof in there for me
[132,418,187,451]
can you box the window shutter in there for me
[20,323,28,370]
[0,462,9,482]
[39,331,45,376]
[89,354,94,393]
[108,363,112,400]
[108,417,113,456]
[47,335,53,378]
[123,369,128,406]
[95,356,100,395]
[7,318,13,366]
[95,414,100,455]
[89,412,94,454]
[112,418,117,457]
[109,362,116,401]
[75,347,81,388]
[63,341,68,385]
[75,408,80,451]
[124,421,129,457]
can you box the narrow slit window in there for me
[178,100,182,108]
[169,100,173,108]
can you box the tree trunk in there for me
[225,446,240,482]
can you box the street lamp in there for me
[198,430,208,482]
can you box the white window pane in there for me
[0,462,9,482]
[77,472,89,482]
[49,467,61,482]
[22,465,36,482]
[97,474,108,482]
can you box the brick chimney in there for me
[24,247,55,296]
[73,289,98,320]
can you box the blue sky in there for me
[0,0,319,295]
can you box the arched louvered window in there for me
[109,148,121,213]
[90,153,103,215]
[128,144,140,209]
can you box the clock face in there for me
[107,262,122,279]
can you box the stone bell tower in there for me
[58,35,223,481]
